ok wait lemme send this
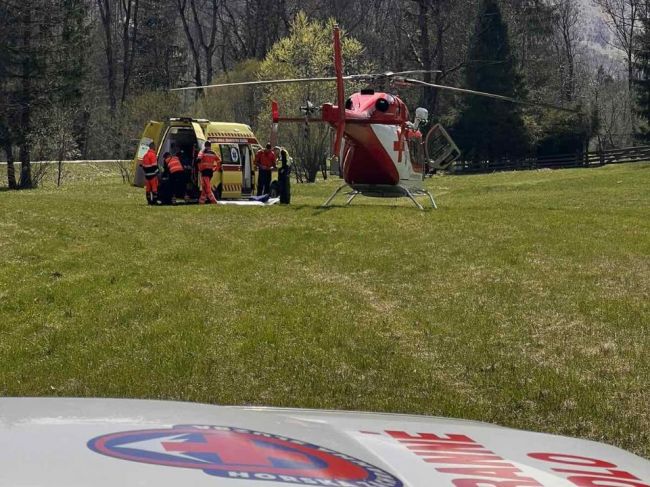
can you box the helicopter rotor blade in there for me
[398,78,577,113]
[170,71,442,92]
[170,77,338,91]
[345,70,441,82]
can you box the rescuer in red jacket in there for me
[163,152,185,205]
[140,142,159,205]
[197,141,221,204]
[254,143,277,196]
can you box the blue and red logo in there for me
[88,425,403,486]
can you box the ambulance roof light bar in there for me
[168,117,209,123]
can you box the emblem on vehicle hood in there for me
[88,424,403,486]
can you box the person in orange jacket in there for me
[254,143,276,196]
[197,141,221,204]
[140,142,159,205]
[163,152,185,205]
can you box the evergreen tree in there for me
[0,0,90,187]
[452,0,529,164]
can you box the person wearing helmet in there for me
[140,142,159,205]
[196,141,221,204]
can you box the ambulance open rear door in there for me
[191,122,207,150]
[132,121,164,187]
[190,122,207,190]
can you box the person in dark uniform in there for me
[274,146,291,204]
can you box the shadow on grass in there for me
[293,203,437,215]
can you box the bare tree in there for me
[96,0,140,115]
[1,129,17,189]
[0,79,18,190]
[120,0,140,103]
[176,0,220,95]
[594,0,641,90]
[413,0,466,113]
[0,1,17,189]
[18,5,34,188]
[552,0,581,101]
[96,0,117,116]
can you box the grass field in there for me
[0,162,649,458]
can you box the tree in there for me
[257,12,371,182]
[176,0,220,96]
[136,0,186,90]
[0,1,18,189]
[8,1,54,188]
[96,0,141,115]
[222,0,290,60]
[404,0,468,114]
[594,0,641,91]
[592,65,634,148]
[0,0,89,188]
[198,59,262,126]
[551,0,581,102]
[634,4,650,141]
[452,0,529,164]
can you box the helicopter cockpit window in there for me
[345,98,353,110]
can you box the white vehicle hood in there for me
[0,398,648,487]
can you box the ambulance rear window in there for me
[220,144,241,165]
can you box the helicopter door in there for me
[133,121,164,187]
[407,133,426,181]
[424,124,461,172]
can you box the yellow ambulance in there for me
[132,118,278,200]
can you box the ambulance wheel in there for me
[214,183,223,200]
[270,181,280,198]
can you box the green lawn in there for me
[1,162,649,458]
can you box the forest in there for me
[1,0,650,188]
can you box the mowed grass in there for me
[0,162,648,458]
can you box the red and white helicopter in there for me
[174,26,573,210]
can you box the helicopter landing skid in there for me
[321,183,350,207]
[321,183,437,210]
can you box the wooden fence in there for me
[451,145,650,174]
